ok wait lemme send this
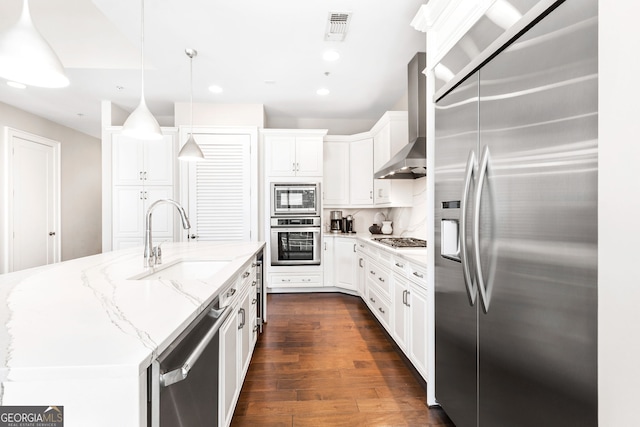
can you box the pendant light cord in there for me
[190,53,193,135]
[140,0,145,98]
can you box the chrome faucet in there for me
[144,199,191,267]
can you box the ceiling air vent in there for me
[325,12,352,41]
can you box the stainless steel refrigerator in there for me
[434,1,598,426]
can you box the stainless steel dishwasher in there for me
[149,295,232,426]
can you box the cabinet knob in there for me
[189,234,199,240]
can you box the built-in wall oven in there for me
[271,183,320,216]
[270,217,321,266]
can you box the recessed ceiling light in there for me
[317,88,330,96]
[208,85,223,94]
[323,50,340,61]
[7,81,26,89]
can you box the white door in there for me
[10,131,60,272]
[187,133,252,241]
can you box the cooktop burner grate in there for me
[372,237,427,248]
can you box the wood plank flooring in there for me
[231,293,454,427]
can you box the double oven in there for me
[270,183,321,266]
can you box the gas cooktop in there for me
[372,237,427,248]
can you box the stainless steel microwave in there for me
[271,183,320,216]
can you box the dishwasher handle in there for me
[160,305,233,388]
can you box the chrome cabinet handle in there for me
[359,258,364,268]
[369,191,373,199]
[226,288,236,297]
[139,171,143,181]
[238,308,246,329]
[379,307,385,314]
[252,298,257,305]
[413,271,424,279]
[369,297,376,304]
[253,325,259,332]
[460,150,478,306]
[378,277,385,283]
[395,262,404,268]
[281,278,291,282]
[370,270,376,275]
[353,243,356,253]
[242,271,250,278]
[159,305,232,388]
[252,280,257,287]
[402,289,407,305]
[406,291,411,307]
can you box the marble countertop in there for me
[325,233,427,266]
[0,241,265,384]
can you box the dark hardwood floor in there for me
[231,293,454,426]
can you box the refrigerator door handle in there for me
[473,145,494,313]
[460,150,478,306]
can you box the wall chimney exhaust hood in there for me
[375,52,426,179]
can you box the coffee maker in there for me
[330,211,342,233]
[345,215,354,233]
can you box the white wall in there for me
[0,102,102,263]
[598,1,640,425]
[174,103,265,128]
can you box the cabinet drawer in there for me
[270,273,321,288]
[367,261,391,296]
[367,286,391,331]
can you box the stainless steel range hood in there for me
[375,52,427,179]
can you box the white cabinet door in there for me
[238,288,253,378]
[323,142,350,205]
[112,134,173,186]
[112,186,173,243]
[335,238,356,291]
[143,134,174,185]
[186,133,252,241]
[392,276,409,353]
[219,304,239,427]
[112,136,144,186]
[266,136,296,176]
[295,137,323,176]
[408,283,428,377]
[349,137,373,205]
[323,236,334,287]
[356,253,367,297]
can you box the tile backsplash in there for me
[323,177,427,239]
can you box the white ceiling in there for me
[0,0,426,138]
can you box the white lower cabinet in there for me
[392,276,410,353]
[219,300,239,427]
[219,258,259,427]
[324,236,357,291]
[356,240,428,380]
[407,281,428,377]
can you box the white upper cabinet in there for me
[263,130,327,177]
[112,134,173,186]
[349,137,374,205]
[323,140,350,206]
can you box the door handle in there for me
[48,231,56,236]
[460,150,478,306]
[473,146,494,313]
[159,305,232,387]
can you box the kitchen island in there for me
[0,241,264,426]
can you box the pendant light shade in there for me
[0,0,69,88]
[178,48,205,161]
[122,0,162,141]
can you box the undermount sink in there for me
[132,260,231,281]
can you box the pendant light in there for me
[0,0,69,88]
[122,0,163,141]
[178,49,205,161]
